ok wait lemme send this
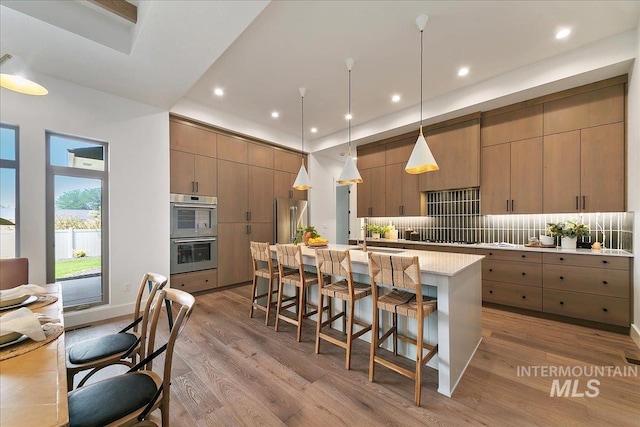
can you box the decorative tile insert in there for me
[364,189,632,251]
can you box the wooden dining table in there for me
[0,283,68,426]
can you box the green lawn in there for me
[55,257,101,279]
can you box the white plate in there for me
[0,334,28,349]
[0,295,38,311]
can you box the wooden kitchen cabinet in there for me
[273,150,307,200]
[171,269,218,293]
[217,159,248,223]
[481,104,543,147]
[357,166,386,217]
[170,150,217,196]
[217,133,248,163]
[481,137,542,214]
[357,144,385,169]
[543,84,624,135]
[385,162,421,216]
[543,122,624,213]
[217,222,272,287]
[248,165,274,223]
[170,119,217,157]
[420,119,480,191]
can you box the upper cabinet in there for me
[273,150,307,200]
[419,118,480,192]
[169,119,217,196]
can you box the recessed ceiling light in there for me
[310,127,318,133]
[392,94,401,102]
[556,28,571,40]
[345,113,352,120]
[213,88,224,96]
[458,67,469,77]
[271,111,279,118]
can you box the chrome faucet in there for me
[596,222,606,249]
[360,224,368,252]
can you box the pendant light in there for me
[0,54,48,96]
[292,87,312,190]
[337,58,363,185]
[405,15,438,174]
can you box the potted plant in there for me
[367,224,389,239]
[293,225,319,245]
[546,220,589,249]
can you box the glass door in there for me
[46,132,108,310]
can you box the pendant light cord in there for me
[420,28,423,130]
[301,95,304,158]
[348,68,352,156]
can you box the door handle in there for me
[506,199,509,212]
[576,196,579,210]
[195,181,199,193]
[582,195,586,210]
[511,200,514,212]
[248,211,252,221]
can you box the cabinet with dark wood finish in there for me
[357,166,386,217]
[385,162,421,216]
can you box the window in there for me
[46,132,109,309]
[0,123,19,258]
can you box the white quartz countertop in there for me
[274,243,485,277]
[359,238,633,258]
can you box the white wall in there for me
[627,25,640,347]
[0,74,170,327]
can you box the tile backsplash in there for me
[365,189,633,252]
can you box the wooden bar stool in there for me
[367,253,438,406]
[249,241,286,325]
[315,249,372,369]
[275,244,328,342]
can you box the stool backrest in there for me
[315,249,355,292]
[250,241,273,271]
[368,253,422,294]
[276,244,303,270]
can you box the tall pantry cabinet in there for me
[169,117,307,290]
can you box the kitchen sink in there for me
[348,247,406,254]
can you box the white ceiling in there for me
[1,1,639,159]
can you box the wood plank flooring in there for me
[66,285,640,426]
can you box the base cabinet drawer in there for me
[477,249,542,263]
[483,280,542,311]
[543,264,629,298]
[482,259,542,287]
[543,289,629,326]
[542,253,629,270]
[171,269,217,293]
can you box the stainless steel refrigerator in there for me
[274,198,308,243]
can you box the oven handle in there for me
[172,204,217,209]
[172,238,217,244]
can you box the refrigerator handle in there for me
[290,206,297,241]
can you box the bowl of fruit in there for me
[307,236,329,247]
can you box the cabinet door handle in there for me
[248,211,252,221]
[575,196,579,210]
[489,290,493,294]
[560,276,564,280]
[521,272,526,276]
[560,301,564,305]
[602,280,608,285]
[559,257,564,261]
[402,205,405,215]
[192,181,196,193]
[195,181,199,193]
[489,268,493,272]
[511,200,514,212]
[602,260,608,264]
[602,308,608,313]
[521,254,526,258]
[582,195,586,210]
[489,252,493,256]
[522,295,526,299]
[506,200,510,212]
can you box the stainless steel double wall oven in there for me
[170,194,218,274]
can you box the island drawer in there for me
[542,253,629,270]
[171,269,217,293]
[483,280,542,311]
[543,265,629,298]
[482,259,542,287]
[477,249,542,263]
[542,289,629,326]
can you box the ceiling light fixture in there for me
[338,58,363,185]
[310,127,317,133]
[458,67,469,77]
[0,54,48,95]
[556,28,571,39]
[214,88,224,96]
[271,111,279,118]
[392,94,401,102]
[292,87,312,190]
[406,15,438,174]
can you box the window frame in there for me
[0,122,20,257]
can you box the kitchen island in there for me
[270,243,484,397]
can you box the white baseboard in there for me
[64,302,136,328]
[631,323,640,351]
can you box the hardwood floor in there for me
[66,285,640,426]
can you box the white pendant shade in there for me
[337,156,363,185]
[293,164,312,190]
[405,130,439,174]
[0,54,48,96]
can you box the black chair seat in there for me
[68,372,158,427]
[69,332,137,364]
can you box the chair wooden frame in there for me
[315,249,372,369]
[66,272,168,391]
[67,288,196,427]
[367,253,438,406]
[274,244,328,342]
